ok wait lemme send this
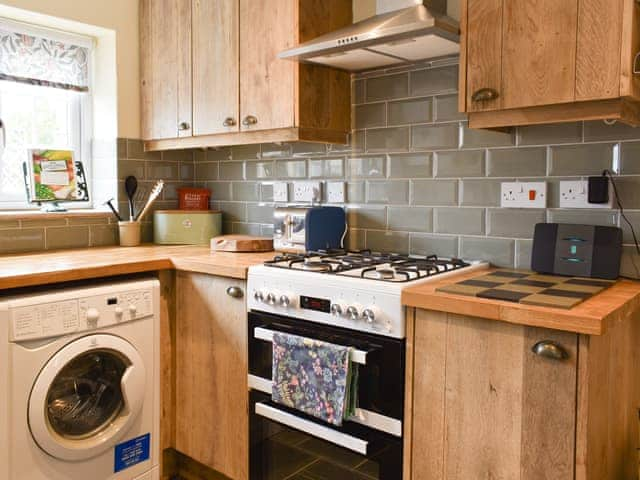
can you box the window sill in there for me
[0,209,113,221]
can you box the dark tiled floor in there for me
[256,430,379,480]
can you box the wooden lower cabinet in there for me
[174,271,248,480]
[405,309,640,480]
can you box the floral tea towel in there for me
[271,332,358,426]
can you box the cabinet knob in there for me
[471,88,499,102]
[178,121,191,131]
[226,286,244,299]
[634,52,640,75]
[531,340,568,361]
[242,115,258,126]
[223,117,236,127]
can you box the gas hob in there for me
[264,250,472,282]
[248,250,488,339]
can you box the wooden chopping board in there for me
[436,269,615,309]
[210,235,274,252]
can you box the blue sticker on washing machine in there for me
[114,433,150,473]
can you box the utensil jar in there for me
[118,221,141,247]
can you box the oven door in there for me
[248,311,405,430]
[248,310,405,479]
[250,390,402,480]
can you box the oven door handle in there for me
[255,402,369,455]
[253,327,368,365]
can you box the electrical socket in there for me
[292,181,322,203]
[500,182,547,208]
[559,180,613,209]
[273,182,288,203]
[326,182,346,203]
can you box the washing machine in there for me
[0,277,160,480]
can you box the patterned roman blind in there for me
[0,26,89,92]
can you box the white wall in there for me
[0,0,140,139]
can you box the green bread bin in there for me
[153,210,222,245]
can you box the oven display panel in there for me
[300,295,331,314]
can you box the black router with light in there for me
[531,223,622,280]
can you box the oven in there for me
[248,310,405,480]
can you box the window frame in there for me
[0,17,94,211]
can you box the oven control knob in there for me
[346,306,359,320]
[266,293,277,305]
[129,304,137,316]
[330,303,344,317]
[279,295,291,308]
[362,308,378,325]
[254,290,265,302]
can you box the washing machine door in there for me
[28,334,146,461]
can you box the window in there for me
[0,20,92,209]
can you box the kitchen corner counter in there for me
[401,267,640,335]
[0,245,275,290]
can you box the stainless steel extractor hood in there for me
[278,0,459,71]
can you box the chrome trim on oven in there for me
[253,326,368,364]
[255,402,369,455]
[248,374,402,437]
[350,408,402,437]
[248,374,272,393]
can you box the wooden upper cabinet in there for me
[192,0,240,136]
[463,0,503,113]
[239,0,295,132]
[575,0,624,101]
[141,0,352,150]
[502,0,578,109]
[460,0,640,127]
[140,0,192,140]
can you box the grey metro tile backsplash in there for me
[14,58,640,273]
[192,58,640,270]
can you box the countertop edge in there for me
[401,271,640,336]
[0,246,274,290]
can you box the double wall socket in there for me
[500,182,547,208]
[293,181,322,203]
[559,180,613,209]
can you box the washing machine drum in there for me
[28,334,146,462]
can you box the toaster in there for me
[273,206,346,253]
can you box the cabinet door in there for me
[576,0,624,101]
[140,0,192,140]
[175,272,248,480]
[192,0,240,136]
[409,311,578,480]
[502,0,579,109]
[239,0,296,132]
[463,0,504,112]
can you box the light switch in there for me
[326,182,346,203]
[273,182,288,203]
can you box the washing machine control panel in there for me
[10,288,154,342]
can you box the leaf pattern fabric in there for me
[0,28,89,92]
[272,332,358,426]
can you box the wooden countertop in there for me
[401,267,640,335]
[0,245,275,290]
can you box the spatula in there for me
[135,180,164,222]
[124,176,138,220]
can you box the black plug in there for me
[588,175,609,204]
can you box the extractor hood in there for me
[278,0,459,71]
